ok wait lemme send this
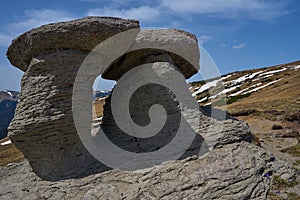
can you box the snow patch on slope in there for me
[1,140,12,146]
[209,85,241,99]
[259,68,287,76]
[243,79,282,94]
[192,79,220,97]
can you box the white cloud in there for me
[160,0,288,21]
[232,43,245,49]
[87,6,160,22]
[0,9,75,48]
[199,35,212,45]
[80,0,134,3]
[6,9,74,34]
[220,43,227,48]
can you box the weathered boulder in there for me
[101,62,252,157]
[102,29,200,80]
[6,16,202,180]
[7,17,140,180]
[0,142,296,199]
[6,17,140,71]
[5,17,295,200]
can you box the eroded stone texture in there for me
[5,17,291,200]
[7,17,140,180]
[6,16,203,180]
[7,17,140,71]
[101,62,252,161]
[102,29,200,80]
[8,50,113,180]
[0,142,296,200]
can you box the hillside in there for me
[190,60,300,110]
[190,60,300,173]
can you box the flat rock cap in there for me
[6,16,140,71]
[7,17,200,79]
[102,29,200,80]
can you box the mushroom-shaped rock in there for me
[102,29,200,80]
[6,16,204,181]
[7,17,140,181]
[7,16,140,71]
[6,16,251,182]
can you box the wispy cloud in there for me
[220,43,227,48]
[6,9,74,34]
[0,9,75,48]
[232,43,245,49]
[87,6,161,22]
[0,1,290,48]
[80,0,132,3]
[160,0,289,21]
[199,35,212,45]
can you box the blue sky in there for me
[0,0,300,91]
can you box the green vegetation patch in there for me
[272,175,298,190]
[281,144,300,157]
[189,80,206,87]
[262,78,274,83]
[287,192,300,200]
[211,97,226,107]
[227,93,252,105]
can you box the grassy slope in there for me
[0,137,24,166]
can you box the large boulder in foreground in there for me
[6,16,202,180]
[6,16,250,181]
[3,16,297,199]
[0,142,296,199]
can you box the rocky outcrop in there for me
[6,16,203,180]
[0,142,296,199]
[6,17,140,72]
[4,16,297,199]
[7,17,140,180]
[102,29,200,80]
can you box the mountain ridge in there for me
[0,91,19,139]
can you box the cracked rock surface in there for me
[3,17,297,199]
[0,142,295,200]
[6,17,201,181]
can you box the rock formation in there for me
[3,16,296,199]
[0,142,295,199]
[6,16,205,180]
[7,17,140,180]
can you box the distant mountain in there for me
[0,91,19,140]
[93,90,111,99]
[0,90,19,103]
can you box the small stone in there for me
[272,124,283,130]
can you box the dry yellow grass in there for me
[0,138,24,166]
[225,67,300,114]
[92,97,107,119]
